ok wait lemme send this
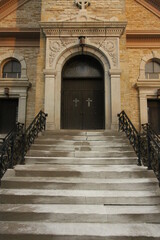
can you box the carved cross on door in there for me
[75,0,90,10]
[86,98,93,107]
[73,98,80,107]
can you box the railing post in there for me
[21,133,26,164]
[10,136,14,169]
[147,131,152,170]
[137,134,141,166]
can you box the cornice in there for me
[135,81,160,89]
[0,79,30,88]
[0,0,31,21]
[135,0,160,18]
[40,21,127,37]
[0,28,40,47]
[126,30,160,48]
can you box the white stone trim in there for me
[44,42,121,130]
[0,53,29,125]
[137,51,160,127]
[138,51,160,80]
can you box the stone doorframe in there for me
[41,21,126,130]
[135,51,160,127]
[0,52,30,125]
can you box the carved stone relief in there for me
[48,38,77,68]
[49,40,62,67]
[75,0,90,10]
[89,38,118,67]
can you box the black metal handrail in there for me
[142,123,160,182]
[24,111,48,155]
[118,110,160,184]
[117,111,141,166]
[0,111,48,180]
[0,123,24,179]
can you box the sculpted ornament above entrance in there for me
[75,0,90,10]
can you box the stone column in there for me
[44,70,56,130]
[139,92,148,125]
[18,94,27,124]
[109,69,121,130]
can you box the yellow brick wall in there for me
[126,0,160,30]
[0,0,42,28]
[41,0,126,21]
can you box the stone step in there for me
[25,156,137,165]
[35,139,130,145]
[42,130,125,136]
[38,135,128,141]
[1,175,158,191]
[26,149,136,158]
[1,204,160,223]
[14,164,155,179]
[31,145,133,151]
[0,222,160,240]
[1,189,160,205]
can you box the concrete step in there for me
[0,222,160,239]
[25,156,138,165]
[35,139,130,145]
[31,145,133,151]
[42,130,125,136]
[26,149,136,158]
[14,164,155,179]
[1,175,158,191]
[38,135,128,141]
[1,204,160,223]
[1,188,160,205]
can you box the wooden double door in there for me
[61,79,105,130]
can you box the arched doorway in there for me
[61,55,105,129]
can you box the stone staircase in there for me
[0,130,160,239]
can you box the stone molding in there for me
[0,52,30,124]
[0,52,28,79]
[135,0,160,18]
[126,30,160,48]
[136,51,160,127]
[0,0,30,21]
[138,51,160,79]
[41,22,127,37]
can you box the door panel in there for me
[62,91,82,129]
[0,99,18,134]
[61,79,105,130]
[148,100,160,134]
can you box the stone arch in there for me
[44,42,121,130]
[53,42,113,71]
[0,52,27,78]
[139,51,160,79]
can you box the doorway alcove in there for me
[61,55,105,129]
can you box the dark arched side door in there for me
[61,55,105,130]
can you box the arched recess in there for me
[0,52,30,133]
[136,51,160,129]
[44,43,121,130]
[0,53,27,78]
[139,51,160,79]
[61,54,105,130]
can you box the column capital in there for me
[109,69,121,76]
[43,69,57,78]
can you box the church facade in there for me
[0,0,159,133]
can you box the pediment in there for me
[54,9,119,23]
[0,0,30,21]
[135,0,160,18]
